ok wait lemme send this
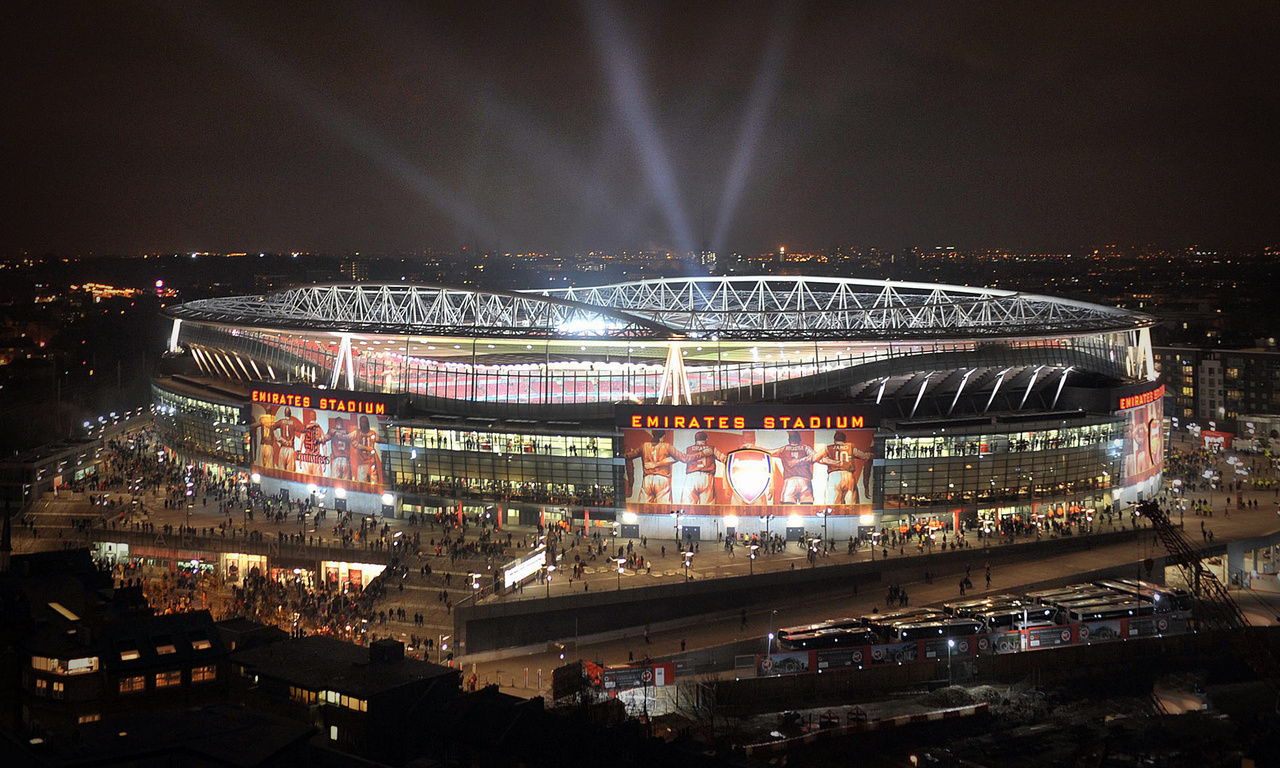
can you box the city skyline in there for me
[7,1,1279,256]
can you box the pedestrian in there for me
[985,572,991,588]
[740,608,747,629]
[680,638,686,652]
[644,626,650,644]
[959,579,966,596]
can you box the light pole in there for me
[683,550,694,582]
[544,564,555,598]
[671,509,681,543]
[822,507,830,545]
[749,544,759,575]
[947,638,955,686]
[767,609,778,657]
[616,557,627,590]
[438,634,450,664]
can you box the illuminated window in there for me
[155,670,182,689]
[289,686,316,703]
[51,681,65,700]
[119,648,140,662]
[77,713,100,724]
[34,678,48,696]
[119,675,146,694]
[191,665,217,683]
[191,638,212,651]
[156,643,177,656]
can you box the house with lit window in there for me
[0,550,228,736]
[230,635,459,764]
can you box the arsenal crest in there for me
[726,448,773,503]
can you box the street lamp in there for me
[821,507,830,544]
[749,544,759,575]
[947,638,955,686]
[616,557,627,590]
[671,509,681,543]
[544,564,555,598]
[767,609,778,656]
[683,550,694,582]
[760,514,773,548]
[438,634,451,664]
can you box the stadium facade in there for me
[152,276,1164,543]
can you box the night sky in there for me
[5,1,1279,255]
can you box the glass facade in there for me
[383,426,616,508]
[879,419,1125,523]
[152,383,250,466]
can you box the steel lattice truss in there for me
[166,277,1151,343]
[537,276,1152,341]
[167,283,672,339]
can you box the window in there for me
[289,686,316,704]
[51,681,65,700]
[30,656,98,676]
[34,678,48,696]
[119,675,146,694]
[155,670,182,689]
[77,713,100,724]
[191,665,217,683]
[329,725,338,741]
[119,648,140,662]
[191,638,212,651]
[155,639,177,656]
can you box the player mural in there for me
[620,407,875,516]
[1122,396,1163,486]
[249,388,390,494]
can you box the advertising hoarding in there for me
[1122,396,1164,485]
[250,387,393,495]
[617,406,875,516]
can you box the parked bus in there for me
[1091,579,1193,616]
[860,609,945,637]
[974,605,1058,631]
[890,619,983,643]
[942,594,1022,617]
[777,617,864,646]
[780,627,880,651]
[1025,585,1116,605]
[1061,599,1156,624]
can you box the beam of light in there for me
[710,3,796,255]
[582,1,695,255]
[162,0,504,246]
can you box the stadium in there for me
[152,276,1164,543]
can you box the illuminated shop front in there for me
[321,561,387,590]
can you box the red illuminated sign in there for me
[619,405,873,431]
[251,389,388,415]
[1118,384,1165,411]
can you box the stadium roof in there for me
[164,276,1152,341]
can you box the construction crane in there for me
[1139,499,1280,696]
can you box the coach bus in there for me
[973,605,1058,632]
[1091,579,1193,617]
[889,618,984,643]
[941,594,1022,617]
[860,608,945,637]
[780,626,881,651]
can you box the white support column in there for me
[332,334,352,390]
[168,318,182,353]
[1051,366,1073,409]
[984,368,1011,413]
[1136,327,1156,382]
[1019,365,1046,410]
[656,342,693,406]
[948,369,975,415]
[909,373,932,419]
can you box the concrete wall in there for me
[455,527,1152,654]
